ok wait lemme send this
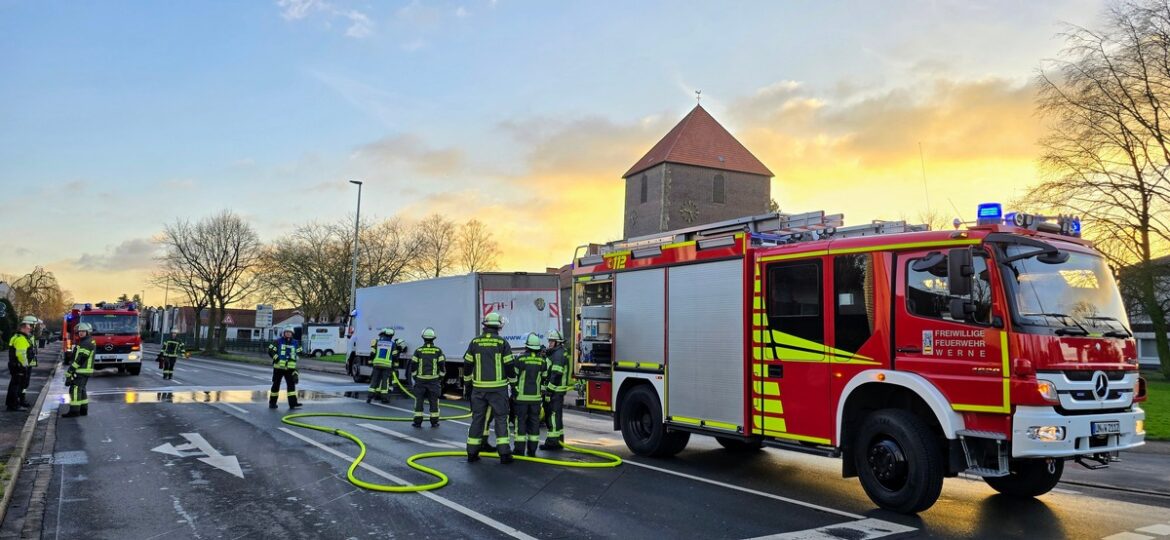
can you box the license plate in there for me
[1091,421,1120,435]
[97,355,119,361]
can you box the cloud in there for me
[275,0,374,39]
[14,247,32,257]
[350,134,465,176]
[75,238,160,272]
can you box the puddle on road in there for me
[95,389,347,404]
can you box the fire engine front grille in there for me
[1063,370,1127,382]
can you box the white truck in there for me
[304,324,348,357]
[346,272,562,391]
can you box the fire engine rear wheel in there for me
[984,459,1064,498]
[854,409,944,514]
[620,385,688,457]
[128,365,141,376]
[716,437,763,452]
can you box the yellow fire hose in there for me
[281,376,622,493]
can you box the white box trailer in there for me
[304,324,349,357]
[346,272,562,390]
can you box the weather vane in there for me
[695,89,702,104]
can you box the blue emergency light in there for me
[976,203,1003,225]
[1069,217,1082,236]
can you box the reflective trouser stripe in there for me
[467,437,482,445]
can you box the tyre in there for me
[717,436,763,452]
[324,350,334,356]
[853,409,944,514]
[128,365,141,376]
[984,459,1064,498]
[313,350,323,357]
[619,385,688,457]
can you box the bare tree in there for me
[152,251,212,348]
[457,218,499,273]
[1028,0,1170,375]
[412,214,457,279]
[158,210,262,353]
[9,267,72,322]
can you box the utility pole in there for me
[348,180,363,323]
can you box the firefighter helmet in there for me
[76,322,93,333]
[20,315,38,326]
[547,330,563,342]
[379,327,395,337]
[282,326,295,336]
[483,312,503,328]
[525,333,542,350]
[421,327,436,340]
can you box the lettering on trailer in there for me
[923,328,988,358]
[151,432,245,478]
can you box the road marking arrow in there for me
[151,432,245,478]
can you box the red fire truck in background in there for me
[64,301,144,376]
[572,205,1146,513]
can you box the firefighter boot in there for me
[540,437,563,451]
[499,452,514,465]
[269,397,278,409]
[62,408,81,418]
[366,393,373,404]
[430,418,440,428]
[466,452,480,463]
[526,441,538,457]
[80,405,88,417]
[289,395,303,409]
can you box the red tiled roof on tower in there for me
[624,104,773,178]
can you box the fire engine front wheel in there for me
[853,409,944,514]
[620,385,689,457]
[983,458,1064,498]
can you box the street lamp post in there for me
[349,180,363,323]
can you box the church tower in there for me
[623,104,773,239]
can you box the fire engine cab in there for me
[572,206,1146,513]
[64,301,144,376]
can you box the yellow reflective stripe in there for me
[615,361,662,370]
[827,238,981,256]
[705,420,738,431]
[753,279,761,293]
[671,416,701,426]
[752,380,780,396]
[662,240,696,250]
[757,416,787,432]
[576,276,593,282]
[759,250,829,262]
[768,432,831,445]
[604,250,631,259]
[761,400,784,414]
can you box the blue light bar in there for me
[976,203,1003,225]
[1069,217,1082,237]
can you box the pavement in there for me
[0,344,1167,539]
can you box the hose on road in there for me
[280,376,622,493]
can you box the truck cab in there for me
[65,301,144,375]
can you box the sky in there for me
[0,0,1107,306]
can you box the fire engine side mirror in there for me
[947,248,974,297]
[950,298,975,321]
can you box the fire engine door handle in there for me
[896,346,922,354]
[766,364,783,378]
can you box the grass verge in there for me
[316,354,346,364]
[1142,370,1169,441]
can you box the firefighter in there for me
[62,322,96,418]
[463,312,515,463]
[409,327,445,427]
[267,327,303,409]
[367,328,397,403]
[513,333,549,457]
[541,330,570,450]
[21,319,39,408]
[160,329,185,380]
[5,316,37,411]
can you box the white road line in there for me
[1051,487,1081,495]
[440,438,467,448]
[371,402,472,426]
[169,378,187,385]
[1103,532,1156,540]
[357,423,459,448]
[623,460,864,520]
[279,427,537,540]
[745,518,916,540]
[218,403,249,414]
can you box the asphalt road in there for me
[12,344,1170,539]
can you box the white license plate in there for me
[1091,421,1120,435]
[97,355,120,361]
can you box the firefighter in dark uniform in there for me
[513,333,549,457]
[463,312,515,463]
[541,330,570,450]
[367,328,398,403]
[6,316,37,411]
[21,318,39,408]
[62,322,96,418]
[160,329,185,380]
[409,327,445,427]
[267,327,303,409]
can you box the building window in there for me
[766,261,823,344]
[713,174,725,204]
[834,254,875,354]
[640,174,648,204]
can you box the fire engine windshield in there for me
[80,314,139,336]
[1000,245,1131,336]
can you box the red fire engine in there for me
[64,301,144,376]
[572,206,1146,513]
